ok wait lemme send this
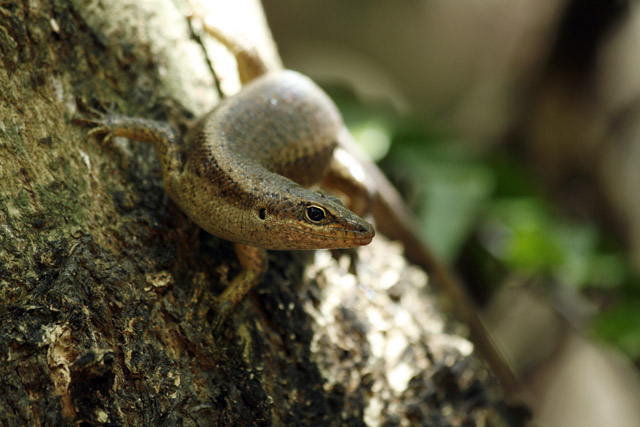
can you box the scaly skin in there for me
[75,71,374,329]
[176,71,373,250]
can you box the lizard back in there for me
[163,70,372,249]
[188,70,342,189]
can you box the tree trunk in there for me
[0,1,521,425]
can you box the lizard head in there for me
[254,189,375,250]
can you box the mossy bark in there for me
[0,1,521,425]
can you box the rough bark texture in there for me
[0,1,522,425]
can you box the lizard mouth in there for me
[298,222,375,248]
[347,225,375,245]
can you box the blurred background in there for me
[262,1,640,425]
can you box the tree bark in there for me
[0,1,521,425]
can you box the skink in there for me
[76,21,517,390]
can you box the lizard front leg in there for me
[213,244,268,330]
[74,101,184,177]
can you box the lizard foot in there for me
[73,98,117,145]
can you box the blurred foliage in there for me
[592,298,640,362]
[332,88,640,362]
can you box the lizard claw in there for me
[73,98,115,145]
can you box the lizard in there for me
[75,18,517,390]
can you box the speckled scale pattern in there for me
[161,70,373,250]
[77,67,374,327]
[194,70,341,187]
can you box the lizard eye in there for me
[305,205,326,223]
